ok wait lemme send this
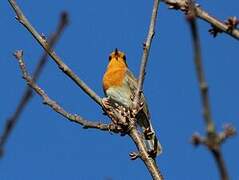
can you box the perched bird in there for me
[102,49,162,156]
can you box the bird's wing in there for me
[124,69,151,127]
[125,69,162,156]
[124,69,137,97]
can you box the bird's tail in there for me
[144,126,162,156]
[137,111,162,157]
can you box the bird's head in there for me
[108,48,127,68]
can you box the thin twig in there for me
[187,1,215,135]
[0,12,68,157]
[187,2,236,180]
[130,0,163,179]
[8,0,102,106]
[133,0,160,109]
[164,0,239,40]
[13,50,119,133]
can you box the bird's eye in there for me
[108,55,112,61]
[122,54,126,61]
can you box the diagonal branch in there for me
[13,50,119,133]
[187,2,236,180]
[129,128,163,180]
[8,0,102,106]
[0,12,68,157]
[164,0,239,40]
[130,0,163,180]
[133,0,160,109]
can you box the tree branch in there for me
[133,0,160,109]
[187,2,236,180]
[129,128,163,180]
[164,0,239,40]
[187,1,215,135]
[130,0,164,179]
[13,50,119,133]
[8,0,102,106]
[0,12,68,157]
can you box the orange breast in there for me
[103,67,127,92]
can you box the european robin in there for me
[102,49,162,156]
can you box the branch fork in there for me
[192,124,236,150]
[209,16,239,37]
[164,0,239,39]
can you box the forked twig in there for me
[13,50,119,133]
[164,0,239,40]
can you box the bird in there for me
[102,48,162,157]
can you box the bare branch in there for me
[129,0,164,179]
[8,0,102,106]
[0,12,68,157]
[102,101,164,180]
[164,0,239,40]
[187,1,215,135]
[129,128,163,180]
[13,50,119,133]
[133,0,160,109]
[187,2,236,180]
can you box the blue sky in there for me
[1,1,238,179]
